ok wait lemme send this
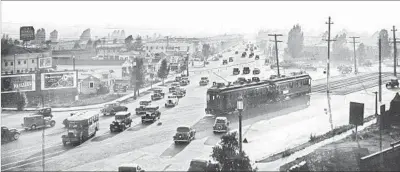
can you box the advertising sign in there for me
[20,26,35,41]
[41,71,77,90]
[39,57,52,68]
[1,74,36,93]
[349,102,365,126]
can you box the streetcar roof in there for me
[68,111,98,121]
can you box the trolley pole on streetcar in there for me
[237,96,244,154]
[325,16,336,131]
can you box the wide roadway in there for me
[1,43,264,171]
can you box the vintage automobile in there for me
[1,126,21,142]
[362,60,373,67]
[245,48,248,51]
[188,159,221,172]
[222,60,228,65]
[229,57,234,62]
[118,163,145,172]
[253,68,260,75]
[218,54,223,58]
[151,88,165,101]
[180,79,190,86]
[173,126,196,144]
[241,52,247,58]
[213,117,230,133]
[169,82,180,93]
[135,101,152,115]
[101,102,128,116]
[22,115,56,130]
[254,46,257,50]
[35,107,53,118]
[233,68,240,75]
[199,77,209,86]
[175,76,182,82]
[255,55,260,60]
[301,64,317,71]
[212,56,219,61]
[173,88,186,98]
[252,77,260,82]
[110,112,132,132]
[235,51,239,54]
[250,47,254,51]
[141,106,161,123]
[233,77,247,85]
[386,79,399,89]
[341,66,353,74]
[165,95,179,108]
[243,67,251,74]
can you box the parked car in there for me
[169,83,180,93]
[245,48,248,51]
[173,88,186,98]
[301,64,317,71]
[252,77,260,82]
[249,52,254,58]
[386,79,399,89]
[110,112,132,132]
[21,115,56,130]
[241,52,247,58]
[173,126,196,144]
[362,60,373,67]
[222,60,228,65]
[101,102,128,116]
[233,68,240,75]
[233,77,247,85]
[253,68,260,75]
[135,101,152,115]
[341,66,353,74]
[255,55,260,60]
[118,164,145,172]
[188,159,221,172]
[243,67,250,74]
[165,95,179,108]
[235,51,239,54]
[180,79,190,86]
[199,77,209,86]
[213,117,230,133]
[141,106,161,123]
[1,126,20,143]
[151,88,165,101]
[34,107,53,118]
[229,57,233,62]
[175,76,182,82]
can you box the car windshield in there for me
[216,119,225,123]
[115,115,126,120]
[68,122,82,129]
[140,101,149,105]
[177,127,190,132]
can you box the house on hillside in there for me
[78,74,101,95]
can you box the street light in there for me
[237,96,244,154]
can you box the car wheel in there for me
[13,133,20,140]
[31,124,37,130]
[174,141,179,144]
[93,130,97,136]
[63,141,67,146]
[50,121,56,127]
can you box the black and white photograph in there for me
[1,1,400,171]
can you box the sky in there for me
[2,1,400,39]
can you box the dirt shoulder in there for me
[279,122,400,171]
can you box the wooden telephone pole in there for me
[268,34,283,77]
[349,36,360,74]
[391,26,399,77]
[325,16,336,131]
[379,39,382,102]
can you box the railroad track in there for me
[312,72,394,94]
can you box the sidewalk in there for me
[1,74,176,113]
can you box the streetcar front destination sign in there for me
[20,26,35,41]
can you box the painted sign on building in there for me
[1,74,36,93]
[20,26,35,41]
[41,71,77,90]
[39,57,52,68]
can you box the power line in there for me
[268,34,283,76]
[349,36,360,74]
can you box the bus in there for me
[205,71,311,116]
[62,112,99,146]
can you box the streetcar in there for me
[205,71,311,115]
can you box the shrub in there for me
[282,149,293,158]
[16,91,27,111]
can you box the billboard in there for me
[20,26,35,41]
[1,74,36,93]
[349,102,365,126]
[41,71,77,90]
[39,57,52,68]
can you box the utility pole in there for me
[186,53,190,76]
[349,36,360,74]
[391,26,399,77]
[379,39,382,102]
[268,34,283,76]
[36,54,45,172]
[325,16,336,131]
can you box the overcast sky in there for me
[2,1,400,39]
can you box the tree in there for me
[357,43,366,60]
[134,35,143,51]
[14,39,20,45]
[379,29,391,58]
[332,33,351,61]
[131,58,145,97]
[211,132,256,172]
[157,59,169,85]
[125,35,134,51]
[202,44,211,59]
[287,24,304,58]
[16,91,27,111]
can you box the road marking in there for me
[2,143,63,159]
[1,149,65,167]
[1,141,61,155]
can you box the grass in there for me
[51,94,125,108]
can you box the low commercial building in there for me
[1,51,53,75]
